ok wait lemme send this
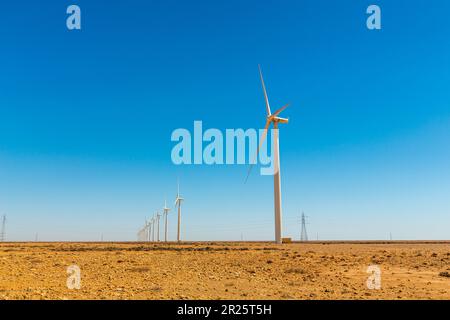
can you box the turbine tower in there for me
[246,65,290,244]
[156,211,161,242]
[151,216,156,242]
[145,219,150,242]
[175,180,184,242]
[300,212,308,241]
[0,215,6,242]
[163,200,170,242]
[148,218,153,242]
[143,220,147,242]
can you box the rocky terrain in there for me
[0,241,448,299]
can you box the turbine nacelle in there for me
[269,115,289,124]
[175,196,184,206]
[267,102,290,124]
[163,200,171,213]
[175,179,184,206]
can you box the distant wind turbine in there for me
[148,218,153,241]
[175,180,184,242]
[163,200,170,242]
[246,65,290,244]
[156,211,161,242]
[151,217,156,242]
[144,219,149,242]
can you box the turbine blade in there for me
[272,103,290,117]
[245,119,271,183]
[258,65,271,116]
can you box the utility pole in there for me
[300,212,308,242]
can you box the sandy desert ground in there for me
[0,241,448,300]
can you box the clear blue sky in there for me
[0,1,449,241]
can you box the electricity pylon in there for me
[300,212,308,242]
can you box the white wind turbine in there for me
[163,200,170,242]
[148,218,152,242]
[174,180,184,242]
[246,65,290,244]
[151,216,156,242]
[144,219,150,242]
[156,211,161,242]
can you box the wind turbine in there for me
[156,211,161,242]
[175,180,184,242]
[147,219,152,241]
[163,200,170,242]
[246,65,290,244]
[144,219,149,242]
[151,217,156,242]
